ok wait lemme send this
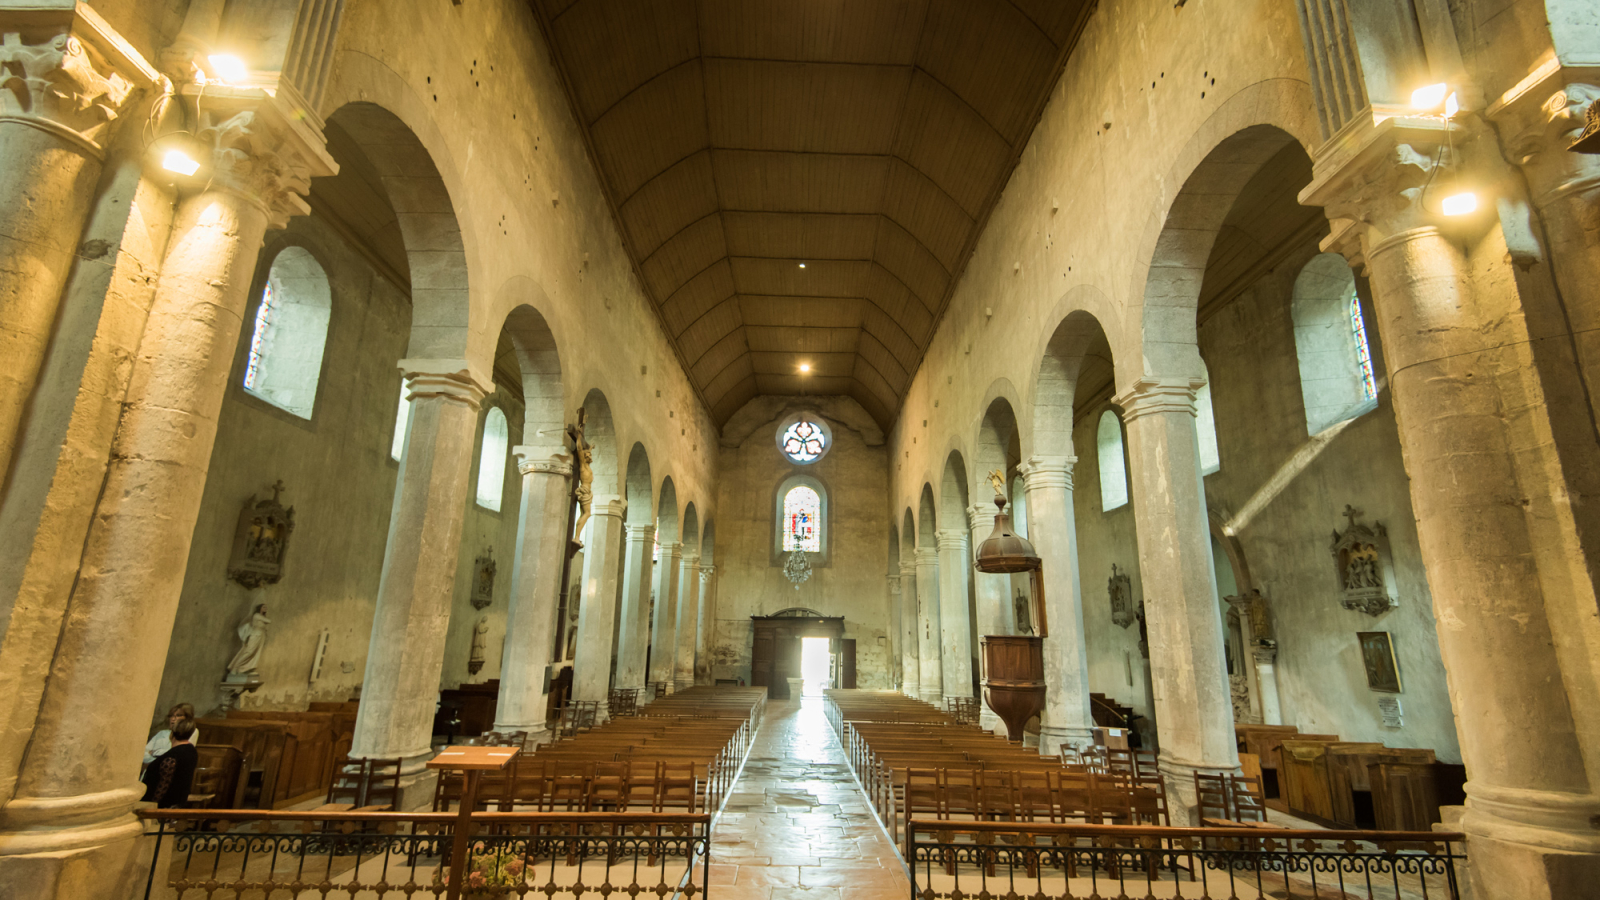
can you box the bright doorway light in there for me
[1441,192,1478,216]
[801,637,830,696]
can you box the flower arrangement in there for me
[441,847,529,895]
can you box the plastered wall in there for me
[711,397,893,688]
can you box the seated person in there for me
[140,720,198,809]
[143,703,200,765]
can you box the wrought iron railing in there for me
[906,819,1464,900]
[140,810,709,900]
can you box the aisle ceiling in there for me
[530,0,1094,428]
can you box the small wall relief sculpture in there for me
[1108,564,1135,629]
[471,547,496,610]
[1331,505,1398,616]
[228,481,294,589]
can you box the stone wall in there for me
[155,213,417,716]
[710,397,892,688]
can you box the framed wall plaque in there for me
[1357,631,1402,693]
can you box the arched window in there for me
[390,378,410,461]
[1097,410,1129,512]
[1196,363,1221,475]
[1292,253,1379,434]
[783,486,821,552]
[772,475,829,563]
[476,408,509,511]
[243,247,332,419]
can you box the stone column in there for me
[1019,455,1095,755]
[647,541,681,693]
[898,562,920,698]
[913,547,942,703]
[612,523,655,696]
[673,553,700,692]
[570,497,626,713]
[0,5,156,485]
[0,86,334,894]
[1302,117,1600,898]
[1114,379,1238,822]
[494,448,573,737]
[886,575,903,692]
[935,530,974,701]
[1251,645,1282,726]
[694,565,716,684]
[352,364,492,771]
[967,503,1008,733]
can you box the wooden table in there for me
[427,745,520,900]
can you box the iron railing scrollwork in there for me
[906,819,1464,900]
[140,809,710,899]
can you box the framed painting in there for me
[1357,631,1402,693]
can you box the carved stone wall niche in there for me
[1331,505,1399,616]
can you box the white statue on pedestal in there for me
[468,615,489,675]
[227,604,271,678]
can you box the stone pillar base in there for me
[1156,757,1241,826]
[918,688,942,705]
[978,709,1003,735]
[1458,788,1600,900]
[1037,725,1096,757]
[0,785,150,900]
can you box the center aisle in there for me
[709,696,909,900]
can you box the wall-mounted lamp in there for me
[798,363,811,374]
[1411,82,1459,118]
[162,149,201,176]
[1441,192,1478,216]
[206,54,249,84]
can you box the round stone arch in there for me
[576,388,620,499]
[681,502,701,558]
[917,483,939,549]
[322,52,483,367]
[1123,80,1320,385]
[489,298,564,459]
[1028,287,1123,461]
[624,443,654,528]
[901,508,917,556]
[939,450,971,537]
[975,396,1022,506]
[1032,307,1119,457]
[656,476,681,543]
[771,473,831,567]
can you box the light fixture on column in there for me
[1440,192,1478,216]
[974,471,1047,742]
[206,54,250,84]
[162,148,201,176]
[1410,82,1458,117]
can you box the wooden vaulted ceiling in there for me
[531,0,1094,428]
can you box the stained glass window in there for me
[781,420,826,463]
[782,485,821,552]
[243,281,276,391]
[1349,291,1377,401]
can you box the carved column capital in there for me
[887,575,902,594]
[680,553,700,568]
[899,560,916,578]
[1113,377,1204,423]
[657,540,682,556]
[512,446,572,477]
[625,523,656,542]
[0,5,160,156]
[176,84,338,228]
[1300,117,1480,272]
[1490,72,1600,207]
[591,496,627,519]
[698,566,714,585]
[1251,643,1278,666]
[1018,455,1076,492]
[935,530,967,552]
[400,359,494,410]
[913,546,939,566]
[966,503,996,535]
